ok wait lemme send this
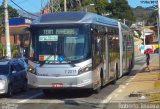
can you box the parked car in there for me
[0,58,28,97]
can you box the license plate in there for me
[52,83,63,88]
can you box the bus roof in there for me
[32,11,118,27]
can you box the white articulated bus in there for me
[26,11,134,94]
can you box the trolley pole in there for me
[3,0,11,59]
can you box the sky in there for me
[0,0,158,13]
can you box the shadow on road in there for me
[40,89,93,99]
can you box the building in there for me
[0,17,32,46]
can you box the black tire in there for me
[7,84,13,97]
[22,79,28,91]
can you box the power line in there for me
[10,0,38,17]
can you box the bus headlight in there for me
[78,64,92,75]
[28,65,37,75]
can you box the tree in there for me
[95,0,109,15]
[146,10,157,26]
[60,0,109,15]
[108,0,136,25]
[0,5,19,39]
[0,5,19,18]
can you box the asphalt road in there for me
[0,53,155,109]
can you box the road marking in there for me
[18,92,43,103]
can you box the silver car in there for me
[0,59,28,97]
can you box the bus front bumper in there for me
[27,71,93,89]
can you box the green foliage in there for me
[11,45,21,58]
[0,5,19,18]
[60,0,109,14]
[132,6,153,23]
[0,5,19,36]
[109,0,136,25]
[95,0,109,15]
[0,45,21,58]
[0,43,4,58]
[146,11,157,26]
[0,43,3,49]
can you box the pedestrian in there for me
[146,52,150,71]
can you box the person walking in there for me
[146,52,150,71]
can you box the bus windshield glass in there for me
[30,24,91,63]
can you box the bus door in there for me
[123,35,127,74]
[108,33,116,80]
[105,35,109,81]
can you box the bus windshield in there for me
[30,24,91,63]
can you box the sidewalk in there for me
[109,55,160,103]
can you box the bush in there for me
[0,44,21,58]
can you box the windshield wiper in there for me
[64,56,76,67]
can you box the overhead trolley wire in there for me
[10,0,38,17]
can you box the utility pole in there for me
[3,0,11,59]
[64,0,67,12]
